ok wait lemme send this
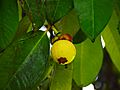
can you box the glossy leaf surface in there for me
[0,0,19,51]
[45,0,73,24]
[0,31,49,90]
[25,0,45,29]
[74,0,113,40]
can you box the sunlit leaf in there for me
[102,11,120,72]
[50,64,73,90]
[73,37,103,86]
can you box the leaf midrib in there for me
[52,0,60,21]
[5,31,47,89]
[91,0,95,39]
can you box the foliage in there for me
[0,0,120,90]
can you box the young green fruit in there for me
[51,40,76,65]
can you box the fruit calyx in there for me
[52,33,73,44]
[59,34,72,42]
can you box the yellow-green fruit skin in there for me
[51,40,76,65]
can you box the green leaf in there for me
[25,0,45,29]
[40,57,55,82]
[50,64,73,90]
[72,80,81,90]
[74,0,113,40]
[0,0,19,51]
[0,31,50,90]
[17,0,22,21]
[13,16,31,41]
[32,58,55,90]
[45,0,73,24]
[102,11,120,72]
[73,37,103,86]
[114,0,120,34]
[114,0,120,20]
[35,78,50,90]
[55,9,80,37]
[73,29,87,44]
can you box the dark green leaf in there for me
[32,59,55,90]
[73,29,87,44]
[0,0,19,51]
[36,78,50,90]
[55,9,80,37]
[102,11,120,72]
[74,0,113,40]
[38,57,55,84]
[50,63,73,90]
[25,0,45,29]
[114,0,120,34]
[114,0,120,20]
[13,16,31,41]
[73,37,103,86]
[0,31,49,90]
[72,80,81,90]
[45,0,73,24]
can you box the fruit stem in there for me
[51,25,59,34]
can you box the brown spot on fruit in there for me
[58,57,68,64]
